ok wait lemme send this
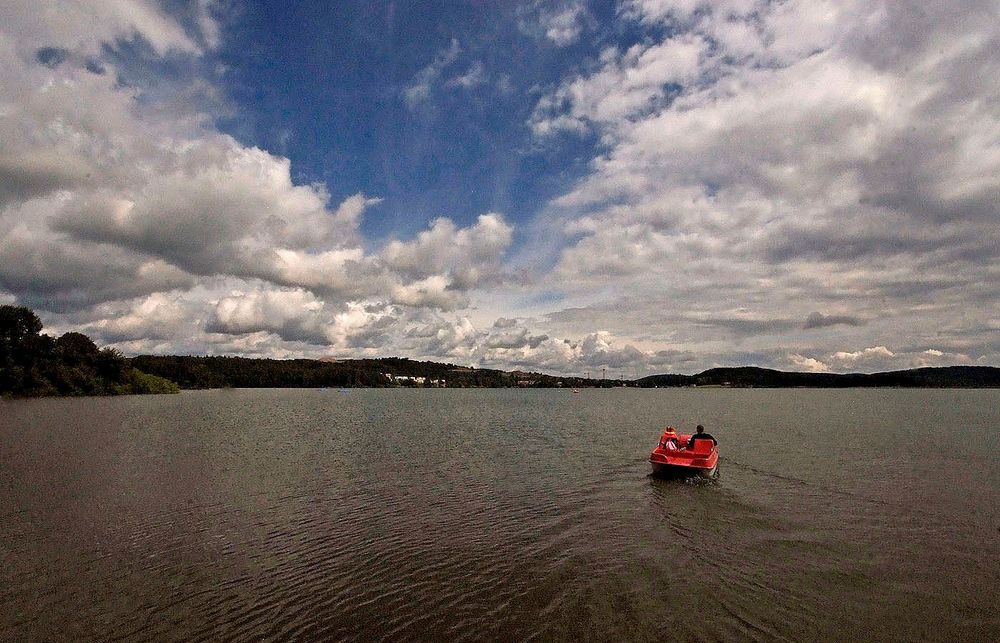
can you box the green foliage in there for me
[0,305,180,397]
[54,332,100,363]
[0,305,43,349]
[126,356,1000,391]
[114,369,181,395]
[129,355,585,389]
[1,305,46,392]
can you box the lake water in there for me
[2,389,998,641]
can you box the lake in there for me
[2,389,998,641]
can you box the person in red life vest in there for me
[660,427,680,450]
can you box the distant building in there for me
[383,373,444,386]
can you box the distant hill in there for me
[128,355,597,389]
[130,358,1000,390]
[637,366,1000,388]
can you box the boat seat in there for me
[691,439,715,454]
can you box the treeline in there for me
[130,359,1000,390]
[637,366,1000,388]
[129,355,593,389]
[7,304,997,396]
[1,305,179,397]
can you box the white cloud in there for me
[531,35,707,136]
[622,1,762,26]
[518,1,592,47]
[210,287,327,343]
[79,291,195,342]
[522,0,1000,373]
[787,354,830,373]
[831,346,894,364]
[816,345,978,372]
[0,3,517,313]
[447,61,487,90]
[0,5,520,361]
[382,214,512,290]
[4,0,214,57]
[50,143,367,277]
[910,348,972,369]
[3,1,999,375]
[403,39,461,108]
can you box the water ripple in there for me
[3,389,999,641]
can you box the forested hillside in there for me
[129,355,592,389]
[637,366,1000,388]
[0,305,179,397]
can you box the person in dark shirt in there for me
[687,424,717,449]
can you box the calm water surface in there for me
[2,389,999,641]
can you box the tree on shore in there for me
[0,305,179,397]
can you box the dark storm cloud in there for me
[205,320,327,346]
[762,223,966,264]
[543,301,677,332]
[35,46,70,67]
[34,46,106,76]
[648,349,700,368]
[0,235,192,311]
[49,177,295,279]
[89,328,162,344]
[84,58,106,75]
[0,154,93,206]
[345,314,399,349]
[695,317,799,337]
[204,316,329,346]
[873,278,971,300]
[577,340,646,369]
[845,0,999,70]
[483,330,549,350]
[803,312,864,330]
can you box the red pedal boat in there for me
[649,427,719,478]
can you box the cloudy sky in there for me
[2,0,999,375]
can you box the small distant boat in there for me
[572,389,580,393]
[649,428,719,478]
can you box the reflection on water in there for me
[2,389,998,641]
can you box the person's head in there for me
[696,424,705,434]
